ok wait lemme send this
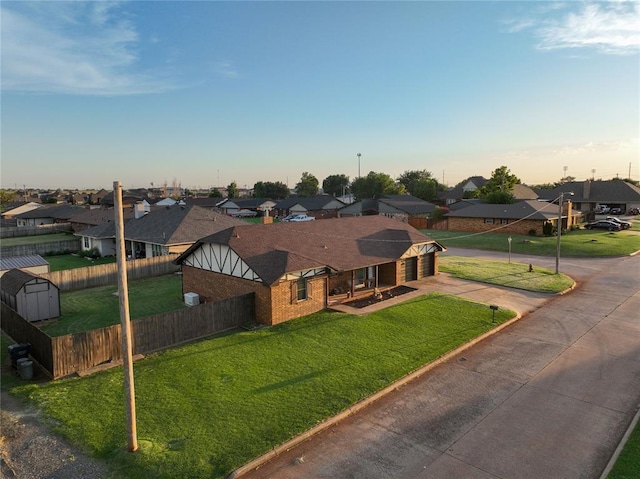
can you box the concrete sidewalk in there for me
[237,254,640,479]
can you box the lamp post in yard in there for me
[357,152,361,178]
[555,191,574,274]
[508,236,512,264]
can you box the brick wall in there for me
[448,217,546,236]
[182,266,327,326]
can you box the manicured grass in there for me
[45,254,116,272]
[425,227,640,257]
[439,256,574,293]
[12,293,514,479]
[0,232,75,246]
[40,275,185,336]
[608,419,640,478]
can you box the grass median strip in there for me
[12,293,515,479]
[439,256,574,293]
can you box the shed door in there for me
[405,257,418,282]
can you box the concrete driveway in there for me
[237,251,640,479]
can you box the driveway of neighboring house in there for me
[238,251,640,479]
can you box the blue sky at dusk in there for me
[1,1,638,191]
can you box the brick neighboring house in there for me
[338,195,437,229]
[536,179,640,215]
[445,200,582,235]
[175,215,446,326]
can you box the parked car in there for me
[233,209,257,217]
[628,208,639,216]
[585,220,621,231]
[609,208,623,215]
[282,214,315,222]
[606,216,631,229]
[595,205,610,214]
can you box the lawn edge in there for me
[599,405,640,479]
[227,311,523,479]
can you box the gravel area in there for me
[0,388,110,479]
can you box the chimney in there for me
[134,202,146,219]
[583,180,591,199]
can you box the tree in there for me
[351,171,405,200]
[295,172,319,197]
[227,181,238,198]
[322,174,350,197]
[0,189,16,208]
[208,189,223,198]
[479,166,520,203]
[253,181,289,199]
[397,169,443,201]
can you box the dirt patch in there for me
[343,285,417,309]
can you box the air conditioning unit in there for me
[184,292,200,307]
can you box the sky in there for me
[1,0,639,191]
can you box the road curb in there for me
[599,404,640,479]
[227,312,524,479]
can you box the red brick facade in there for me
[447,217,547,236]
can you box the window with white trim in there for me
[296,277,307,301]
[484,218,494,224]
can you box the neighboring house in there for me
[439,176,488,205]
[536,180,640,215]
[339,195,437,228]
[68,206,135,233]
[175,215,446,326]
[89,189,110,205]
[0,269,60,322]
[14,204,85,227]
[0,255,50,278]
[445,200,582,235]
[217,198,276,216]
[273,195,345,219]
[1,202,44,219]
[76,204,247,258]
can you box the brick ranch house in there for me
[175,215,446,326]
[445,200,583,235]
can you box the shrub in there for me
[542,221,554,236]
[528,229,537,236]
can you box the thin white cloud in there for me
[507,1,640,56]
[1,1,177,95]
[213,61,240,79]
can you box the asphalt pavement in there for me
[236,250,640,479]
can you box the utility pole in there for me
[357,153,361,178]
[113,180,138,453]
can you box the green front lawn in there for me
[439,256,574,293]
[608,419,640,478]
[12,293,514,479]
[40,275,184,336]
[426,228,640,257]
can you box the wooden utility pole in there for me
[113,180,138,452]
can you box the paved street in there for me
[238,251,640,479]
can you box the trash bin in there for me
[16,358,34,380]
[8,343,31,368]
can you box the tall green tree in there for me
[479,166,520,203]
[295,172,319,197]
[397,169,443,201]
[227,181,238,198]
[253,181,289,199]
[351,171,405,200]
[322,174,350,197]
[0,189,17,208]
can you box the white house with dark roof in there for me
[76,204,247,259]
[536,180,640,215]
[175,215,445,325]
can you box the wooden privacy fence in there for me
[0,223,73,239]
[2,293,255,379]
[43,255,180,291]
[1,239,81,258]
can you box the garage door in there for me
[421,253,434,277]
[405,257,418,282]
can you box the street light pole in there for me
[508,236,512,264]
[555,191,573,274]
[357,152,361,178]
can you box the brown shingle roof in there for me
[177,215,444,285]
